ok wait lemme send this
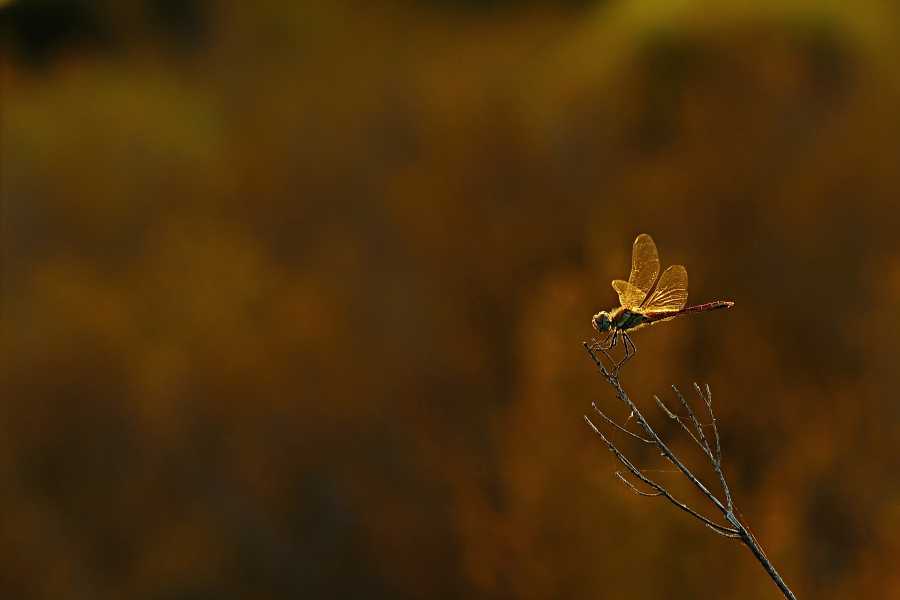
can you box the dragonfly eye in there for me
[592,312,611,332]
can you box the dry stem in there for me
[584,341,796,600]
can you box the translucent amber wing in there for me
[612,279,646,308]
[641,265,688,311]
[615,234,660,308]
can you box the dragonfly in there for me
[591,233,733,375]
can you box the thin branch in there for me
[583,342,797,600]
[673,386,715,461]
[700,384,722,464]
[615,472,662,497]
[591,403,654,444]
[654,395,678,419]
[585,416,739,536]
[654,394,704,450]
[585,342,731,517]
[695,383,733,512]
[706,523,742,539]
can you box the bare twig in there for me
[583,341,796,600]
[591,403,654,444]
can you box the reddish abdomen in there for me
[643,301,733,322]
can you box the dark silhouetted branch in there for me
[583,340,796,600]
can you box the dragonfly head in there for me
[592,311,611,333]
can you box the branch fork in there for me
[584,341,796,600]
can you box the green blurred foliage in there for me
[2,0,900,598]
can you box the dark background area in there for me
[2,0,899,598]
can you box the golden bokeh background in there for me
[2,1,899,598]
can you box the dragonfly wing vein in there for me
[641,265,688,310]
[627,234,660,303]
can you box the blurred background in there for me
[2,0,899,598]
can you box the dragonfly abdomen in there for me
[642,301,734,323]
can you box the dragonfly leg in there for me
[611,332,637,377]
[590,329,616,352]
[595,328,615,349]
[606,329,618,349]
[592,330,619,374]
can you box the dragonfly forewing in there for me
[626,234,660,303]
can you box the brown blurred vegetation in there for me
[2,0,900,598]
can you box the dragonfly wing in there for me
[615,234,659,308]
[612,279,647,309]
[641,265,688,311]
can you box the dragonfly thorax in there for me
[593,306,648,333]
